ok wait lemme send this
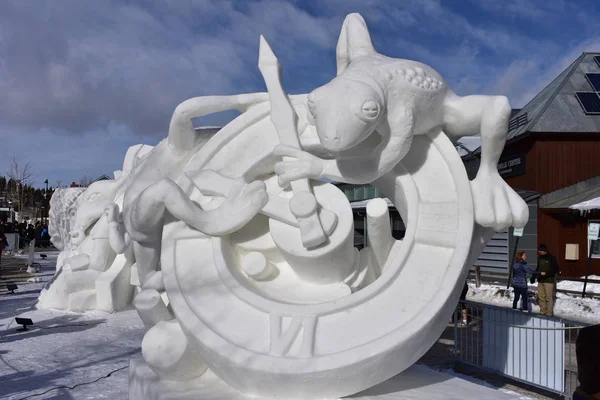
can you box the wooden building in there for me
[465,52,600,278]
[338,53,600,279]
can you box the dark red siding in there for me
[501,134,600,277]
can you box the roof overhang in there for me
[570,197,600,212]
[540,176,600,210]
[515,189,540,203]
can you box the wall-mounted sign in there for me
[513,227,524,237]
[497,154,526,178]
[589,223,599,241]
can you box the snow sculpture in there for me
[37,146,153,312]
[48,187,86,268]
[121,12,528,399]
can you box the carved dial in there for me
[160,129,474,399]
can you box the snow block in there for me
[96,254,134,312]
[65,269,101,293]
[68,289,97,312]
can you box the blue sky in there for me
[0,0,599,188]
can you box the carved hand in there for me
[206,179,268,236]
[226,179,269,211]
[104,203,121,224]
[470,171,528,231]
[274,145,325,187]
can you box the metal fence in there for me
[454,300,590,398]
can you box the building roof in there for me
[516,188,540,203]
[92,174,112,182]
[471,53,600,156]
[507,52,600,141]
[539,176,600,210]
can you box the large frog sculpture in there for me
[126,14,527,400]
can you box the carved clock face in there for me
[160,131,474,399]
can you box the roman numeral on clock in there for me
[269,314,317,357]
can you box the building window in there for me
[589,220,600,259]
[345,189,354,201]
[366,186,375,199]
[353,186,364,201]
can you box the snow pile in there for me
[569,197,600,212]
[467,281,600,324]
[557,275,600,293]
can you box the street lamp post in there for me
[44,179,49,225]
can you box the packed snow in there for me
[0,252,144,400]
[467,279,600,325]
[1,252,580,399]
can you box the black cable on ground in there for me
[16,365,129,400]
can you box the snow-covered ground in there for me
[0,252,144,399]
[0,253,566,399]
[467,278,600,325]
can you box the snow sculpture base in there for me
[129,358,518,400]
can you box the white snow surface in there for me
[0,252,144,400]
[0,253,524,399]
[467,279,600,325]
[569,196,600,212]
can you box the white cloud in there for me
[0,0,599,185]
[492,59,539,100]
[510,37,600,107]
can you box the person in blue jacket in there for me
[512,251,537,312]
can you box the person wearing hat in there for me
[535,244,559,317]
[573,324,600,399]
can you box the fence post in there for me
[475,265,481,288]
[26,239,37,273]
[453,307,458,359]
[583,224,598,298]
[582,240,595,298]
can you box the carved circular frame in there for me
[160,130,474,399]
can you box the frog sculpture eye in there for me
[360,99,379,120]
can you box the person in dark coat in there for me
[0,227,8,267]
[573,324,600,400]
[511,251,537,312]
[535,244,559,317]
[26,224,35,248]
[18,223,26,249]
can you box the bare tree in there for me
[6,155,34,222]
[79,175,93,187]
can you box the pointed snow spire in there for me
[258,35,280,75]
